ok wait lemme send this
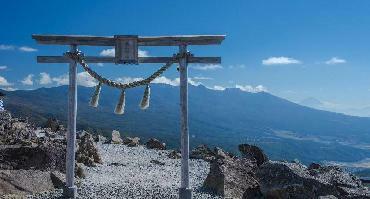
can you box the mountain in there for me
[2,85,370,164]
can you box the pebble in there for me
[28,143,221,199]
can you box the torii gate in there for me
[32,34,225,198]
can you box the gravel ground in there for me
[28,143,220,199]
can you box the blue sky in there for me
[1,0,370,115]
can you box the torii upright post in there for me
[179,44,191,198]
[65,44,78,197]
[31,34,225,199]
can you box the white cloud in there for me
[100,48,115,57]
[152,76,180,86]
[116,77,144,84]
[19,46,38,52]
[235,84,268,93]
[192,76,213,80]
[325,57,346,65]
[52,72,97,87]
[115,76,201,87]
[52,74,68,86]
[77,72,97,87]
[100,48,149,57]
[39,72,52,85]
[21,74,34,86]
[0,76,12,86]
[0,45,15,50]
[212,85,226,91]
[0,66,7,70]
[262,57,301,65]
[191,64,223,71]
[1,87,16,91]
[138,50,149,57]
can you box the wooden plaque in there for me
[114,35,138,64]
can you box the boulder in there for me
[0,169,65,195]
[238,144,268,166]
[256,161,370,198]
[76,133,102,166]
[190,145,215,161]
[0,141,66,172]
[43,118,61,132]
[146,138,166,150]
[203,147,261,198]
[111,130,122,144]
[168,150,181,159]
[123,137,140,147]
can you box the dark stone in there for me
[122,137,140,147]
[43,118,61,132]
[190,145,215,161]
[238,144,268,166]
[256,161,370,198]
[168,150,181,159]
[203,148,260,198]
[76,133,102,167]
[146,138,166,150]
[150,159,165,166]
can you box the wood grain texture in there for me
[32,34,225,46]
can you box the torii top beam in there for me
[32,34,225,46]
[32,34,225,64]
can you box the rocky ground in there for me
[1,110,370,198]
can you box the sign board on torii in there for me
[32,34,225,199]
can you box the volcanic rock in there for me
[146,138,166,150]
[122,136,140,147]
[111,130,122,144]
[203,147,261,198]
[238,144,268,166]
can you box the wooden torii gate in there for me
[32,34,225,198]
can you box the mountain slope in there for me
[2,85,370,164]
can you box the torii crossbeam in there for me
[32,34,225,199]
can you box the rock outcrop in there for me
[122,137,140,147]
[238,144,268,166]
[146,138,166,150]
[203,144,370,198]
[256,161,370,198]
[76,133,102,166]
[203,147,262,198]
[190,144,215,161]
[111,130,122,144]
[167,150,181,159]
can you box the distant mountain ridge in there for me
[2,84,370,164]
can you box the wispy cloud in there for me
[1,87,16,91]
[52,72,97,87]
[235,84,268,93]
[192,76,213,80]
[191,64,223,71]
[151,76,180,86]
[262,57,301,65]
[21,74,34,86]
[325,57,346,65]
[77,72,98,87]
[19,46,38,52]
[211,85,226,91]
[100,48,149,57]
[0,76,12,86]
[39,72,52,85]
[0,45,15,50]
[0,66,7,70]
